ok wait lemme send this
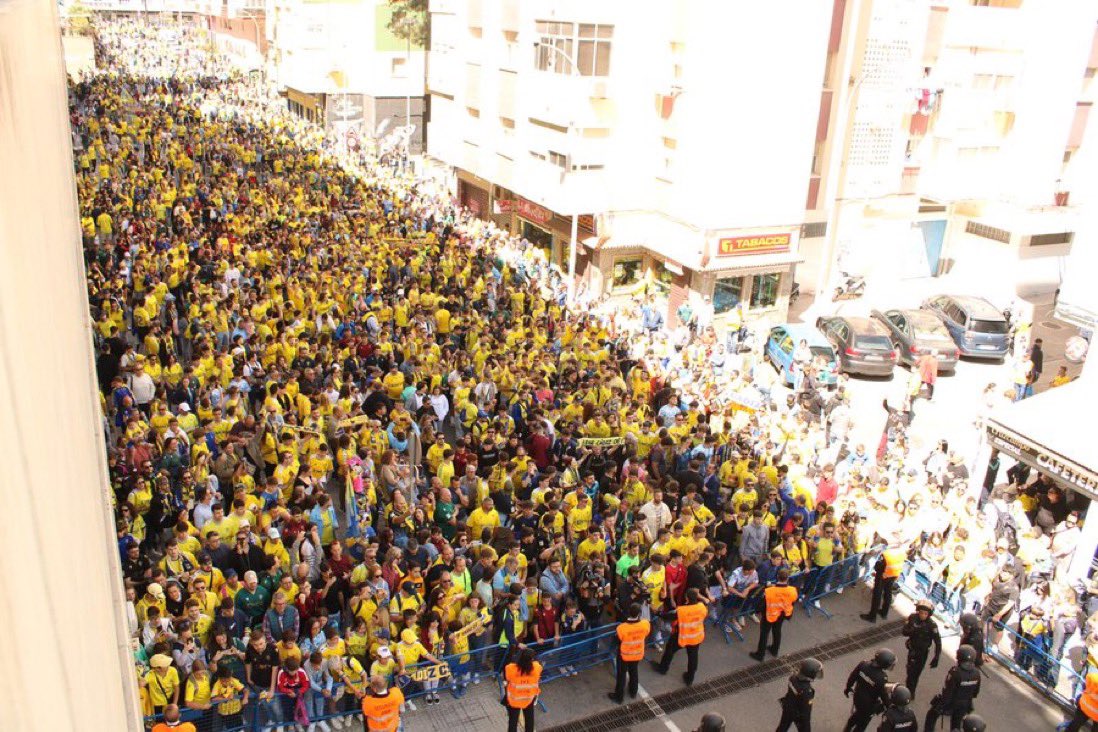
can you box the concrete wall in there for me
[0,1,142,729]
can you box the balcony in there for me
[468,0,483,29]
[500,0,521,33]
[944,5,1023,51]
[525,73,612,129]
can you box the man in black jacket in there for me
[843,648,895,732]
[776,658,821,732]
[902,599,942,695]
[925,645,982,731]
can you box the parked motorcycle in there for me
[833,272,866,301]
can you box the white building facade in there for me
[269,0,427,152]
[428,0,834,327]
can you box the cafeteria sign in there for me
[717,233,791,257]
[987,424,1098,497]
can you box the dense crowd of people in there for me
[80,19,1096,732]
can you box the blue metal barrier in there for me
[532,625,620,684]
[986,620,1083,710]
[895,560,1083,713]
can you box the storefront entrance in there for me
[521,219,554,265]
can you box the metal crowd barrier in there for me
[712,550,880,643]
[142,626,626,729]
[895,560,1085,712]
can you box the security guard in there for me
[360,674,404,732]
[776,657,822,732]
[961,714,986,732]
[861,546,906,622]
[1062,670,1098,731]
[901,599,941,695]
[843,648,896,732]
[652,587,708,686]
[751,568,799,662]
[608,603,651,704]
[503,647,543,732]
[925,645,981,732]
[877,685,918,731]
[958,613,985,668]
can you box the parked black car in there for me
[871,308,960,372]
[815,315,897,377]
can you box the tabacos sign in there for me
[717,233,792,256]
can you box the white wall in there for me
[0,1,143,730]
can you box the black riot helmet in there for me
[697,713,726,732]
[890,685,912,707]
[959,612,980,631]
[957,644,978,665]
[873,648,897,670]
[961,714,987,732]
[798,658,823,680]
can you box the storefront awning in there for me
[702,250,805,275]
[985,380,1098,499]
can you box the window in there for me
[535,22,575,74]
[535,21,613,77]
[612,257,643,289]
[750,273,781,309]
[713,277,744,314]
[548,151,568,169]
[577,24,613,76]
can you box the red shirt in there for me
[816,476,838,506]
[276,668,309,695]
[665,562,687,605]
[526,433,552,470]
[535,606,558,641]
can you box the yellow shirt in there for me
[144,668,180,707]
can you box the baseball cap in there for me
[147,582,165,600]
[149,654,172,669]
[268,528,280,540]
[377,646,392,658]
[179,402,191,412]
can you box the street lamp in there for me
[532,40,582,304]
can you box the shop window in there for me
[750,273,781,309]
[713,276,744,314]
[612,257,643,289]
[650,265,675,296]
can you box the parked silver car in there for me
[871,309,959,372]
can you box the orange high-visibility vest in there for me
[617,619,652,662]
[1080,673,1098,721]
[764,584,798,622]
[361,687,404,732]
[676,603,707,647]
[882,549,906,579]
[505,661,543,709]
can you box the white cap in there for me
[377,646,392,658]
[178,402,191,412]
[268,528,280,540]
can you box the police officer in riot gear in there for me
[925,645,982,731]
[961,713,986,732]
[902,599,942,695]
[958,613,985,668]
[843,648,896,732]
[776,658,822,732]
[878,685,918,731]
